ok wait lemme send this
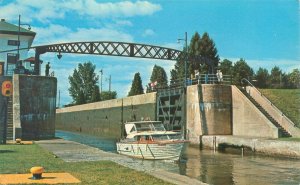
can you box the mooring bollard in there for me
[213,136,217,153]
[30,166,44,180]
[241,146,244,157]
[15,138,21,144]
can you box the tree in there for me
[281,73,290,88]
[76,90,86,105]
[288,69,300,88]
[170,31,220,81]
[170,60,186,82]
[199,32,219,74]
[255,68,269,88]
[188,32,201,76]
[68,61,99,105]
[269,66,283,88]
[91,85,100,102]
[232,58,254,85]
[100,91,117,101]
[149,65,168,89]
[219,59,233,76]
[128,72,144,96]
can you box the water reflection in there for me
[181,146,300,185]
[56,130,300,185]
[56,130,117,152]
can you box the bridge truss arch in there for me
[0,41,214,75]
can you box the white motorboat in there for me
[116,120,189,160]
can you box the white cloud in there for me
[142,29,155,37]
[32,24,133,45]
[114,20,133,27]
[0,2,32,22]
[32,24,72,45]
[162,42,182,51]
[0,0,63,23]
[83,0,161,18]
[65,28,133,43]
[0,0,161,23]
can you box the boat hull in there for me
[116,141,187,160]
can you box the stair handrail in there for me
[241,78,295,127]
[241,78,255,88]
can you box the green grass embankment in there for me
[0,144,172,185]
[260,89,300,128]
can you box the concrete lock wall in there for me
[232,86,278,138]
[56,92,157,138]
[187,84,232,144]
[13,75,57,140]
[201,135,300,158]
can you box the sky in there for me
[0,0,299,106]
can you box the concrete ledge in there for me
[149,170,208,185]
[56,92,156,113]
[201,135,300,158]
[36,139,207,185]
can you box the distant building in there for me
[0,18,36,76]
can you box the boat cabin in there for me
[122,121,182,142]
[124,121,166,135]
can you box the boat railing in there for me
[146,144,155,158]
[133,130,182,135]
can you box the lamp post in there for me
[99,69,103,93]
[17,14,31,60]
[177,32,188,87]
[108,75,111,92]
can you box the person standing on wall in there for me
[216,69,223,83]
[45,62,50,76]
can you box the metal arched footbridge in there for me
[0,41,214,75]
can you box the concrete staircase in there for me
[240,88,291,137]
[6,97,13,140]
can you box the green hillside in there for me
[260,89,300,128]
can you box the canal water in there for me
[56,130,300,185]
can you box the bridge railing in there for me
[147,74,232,92]
[182,74,232,86]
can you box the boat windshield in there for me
[152,133,182,140]
[135,123,152,132]
[152,122,166,131]
[151,134,169,140]
[168,133,182,140]
[135,121,166,132]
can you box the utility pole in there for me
[57,90,60,108]
[17,15,31,61]
[99,69,103,93]
[17,15,20,60]
[178,32,188,87]
[184,32,187,87]
[109,75,111,92]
